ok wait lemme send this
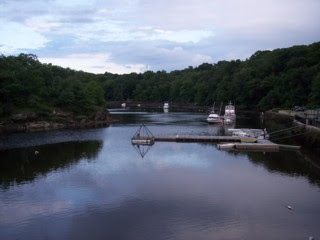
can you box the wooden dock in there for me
[131,126,300,152]
[154,135,255,143]
[234,140,279,152]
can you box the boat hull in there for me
[207,118,223,124]
[218,143,235,149]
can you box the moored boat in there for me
[207,102,223,124]
[163,102,169,109]
[224,101,236,120]
[218,143,235,150]
[207,112,223,123]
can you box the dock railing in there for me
[294,109,320,128]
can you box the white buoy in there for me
[34,151,39,155]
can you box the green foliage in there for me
[98,42,320,110]
[0,54,106,117]
[310,73,320,107]
[1,42,319,117]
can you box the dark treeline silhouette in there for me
[0,54,106,117]
[0,140,103,188]
[1,42,319,117]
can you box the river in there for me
[0,109,319,240]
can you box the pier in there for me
[154,135,254,143]
[131,125,300,152]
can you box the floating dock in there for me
[131,126,300,152]
[154,135,256,143]
[132,135,281,152]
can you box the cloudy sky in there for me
[1,0,319,74]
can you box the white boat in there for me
[163,102,169,109]
[231,131,250,137]
[224,101,236,120]
[121,103,126,108]
[207,112,223,123]
[207,103,223,124]
[218,143,235,150]
[131,138,154,145]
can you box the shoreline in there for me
[107,101,261,114]
[0,108,114,135]
[266,110,320,147]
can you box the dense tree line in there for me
[102,42,320,109]
[0,54,105,117]
[0,42,319,117]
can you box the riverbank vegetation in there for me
[0,42,319,118]
[0,54,106,118]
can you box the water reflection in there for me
[1,110,320,240]
[0,140,103,188]
[132,144,153,158]
[246,151,320,186]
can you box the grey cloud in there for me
[2,0,319,73]
[74,40,212,71]
[59,16,95,24]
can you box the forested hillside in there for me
[102,42,320,109]
[0,42,319,118]
[0,54,106,117]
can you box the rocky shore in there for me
[0,108,111,134]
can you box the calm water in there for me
[0,110,320,240]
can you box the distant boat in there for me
[121,103,126,108]
[224,101,236,120]
[207,103,223,124]
[218,143,235,150]
[163,102,169,109]
[228,129,250,137]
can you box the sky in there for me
[0,0,319,74]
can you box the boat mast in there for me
[219,102,223,116]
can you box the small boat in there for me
[218,143,235,150]
[207,102,223,124]
[121,103,126,108]
[131,138,154,145]
[163,102,169,109]
[207,112,223,123]
[224,101,236,120]
[231,130,250,137]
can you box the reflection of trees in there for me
[246,151,320,187]
[0,141,103,188]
